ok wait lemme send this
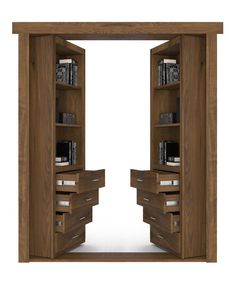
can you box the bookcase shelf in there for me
[154,123,180,128]
[155,81,180,90]
[153,164,180,173]
[56,81,81,90]
[56,123,81,128]
[56,164,83,173]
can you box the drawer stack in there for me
[131,169,180,255]
[55,169,105,255]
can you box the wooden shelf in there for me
[153,164,180,173]
[56,164,83,173]
[155,81,180,90]
[155,123,180,128]
[56,81,81,90]
[56,123,81,128]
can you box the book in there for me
[159,141,179,164]
[56,140,77,165]
[55,161,69,166]
[166,162,180,166]
[168,156,180,162]
[56,156,68,163]
[158,59,180,86]
[56,59,78,86]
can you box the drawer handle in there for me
[160,180,179,186]
[80,216,86,221]
[150,216,156,221]
[86,198,93,202]
[92,178,100,182]
[137,178,144,182]
[157,234,164,239]
[143,198,150,202]
[72,234,80,240]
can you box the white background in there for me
[0,0,235,294]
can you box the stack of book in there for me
[159,141,179,165]
[56,141,77,166]
[158,59,179,86]
[57,112,76,124]
[159,97,180,124]
[166,156,180,167]
[56,58,78,86]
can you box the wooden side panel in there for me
[206,34,217,262]
[29,36,55,258]
[19,33,30,262]
[181,36,206,258]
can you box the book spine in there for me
[164,141,167,164]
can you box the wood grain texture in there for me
[181,36,206,258]
[206,34,217,262]
[12,22,223,40]
[30,252,206,262]
[29,36,55,258]
[19,33,30,262]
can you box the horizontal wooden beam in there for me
[30,252,206,262]
[12,22,223,40]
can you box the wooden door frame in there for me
[15,22,222,262]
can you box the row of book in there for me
[159,141,180,166]
[158,58,179,86]
[56,58,78,86]
[56,140,77,166]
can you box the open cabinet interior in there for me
[15,22,222,262]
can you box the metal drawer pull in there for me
[174,221,179,227]
[80,216,86,221]
[86,198,93,202]
[157,234,164,239]
[143,198,150,202]
[137,178,144,182]
[72,234,80,240]
[56,221,63,226]
[92,178,99,182]
[150,216,156,221]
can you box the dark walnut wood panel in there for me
[137,190,180,214]
[56,190,99,214]
[56,169,105,194]
[56,164,84,173]
[143,207,180,234]
[153,164,180,173]
[19,33,30,263]
[55,36,85,55]
[181,35,206,258]
[131,170,180,194]
[29,36,55,258]
[56,207,92,233]
[150,226,180,254]
[30,252,206,262]
[55,225,85,256]
[12,22,223,40]
[206,34,217,262]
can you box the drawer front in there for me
[137,190,180,213]
[131,169,179,193]
[56,169,105,193]
[56,207,92,233]
[143,207,180,233]
[56,190,99,214]
[150,226,180,254]
[55,226,85,255]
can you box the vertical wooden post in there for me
[19,33,30,262]
[206,34,217,262]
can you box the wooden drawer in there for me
[131,169,179,193]
[56,169,105,193]
[143,206,180,233]
[137,190,180,213]
[150,226,180,254]
[56,207,92,233]
[56,190,99,214]
[55,226,85,255]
